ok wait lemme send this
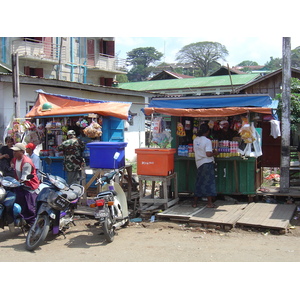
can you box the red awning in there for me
[26,91,131,120]
[143,106,273,117]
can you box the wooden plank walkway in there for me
[157,202,205,221]
[236,203,296,231]
[189,200,252,229]
[157,200,297,232]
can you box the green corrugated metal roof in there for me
[118,74,260,91]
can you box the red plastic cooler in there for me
[135,148,176,176]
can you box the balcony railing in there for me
[12,38,65,63]
[11,38,127,73]
[86,53,127,72]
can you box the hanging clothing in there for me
[270,120,281,139]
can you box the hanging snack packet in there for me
[177,122,186,137]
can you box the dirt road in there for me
[1,217,300,262]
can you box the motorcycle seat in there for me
[70,184,84,198]
[96,190,116,197]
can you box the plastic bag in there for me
[151,131,173,148]
[83,121,102,138]
[239,124,256,144]
[176,122,186,137]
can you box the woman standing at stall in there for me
[193,123,218,208]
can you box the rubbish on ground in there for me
[130,218,143,223]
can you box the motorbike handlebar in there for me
[96,171,117,185]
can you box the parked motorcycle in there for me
[0,172,34,233]
[25,171,84,251]
[89,170,129,243]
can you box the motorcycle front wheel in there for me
[26,214,50,251]
[102,212,115,243]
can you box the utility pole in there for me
[280,37,291,193]
[56,37,64,80]
[12,52,20,118]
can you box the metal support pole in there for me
[12,52,20,118]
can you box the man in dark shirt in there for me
[213,120,239,141]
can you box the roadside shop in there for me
[18,90,132,198]
[139,94,279,201]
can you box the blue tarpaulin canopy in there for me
[144,94,278,117]
[148,94,272,109]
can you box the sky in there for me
[4,1,298,71]
[115,37,300,67]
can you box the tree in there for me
[127,47,163,68]
[264,56,282,70]
[175,41,229,76]
[291,46,300,68]
[276,78,300,132]
[126,47,163,81]
[264,47,300,70]
[115,74,129,83]
[237,60,259,66]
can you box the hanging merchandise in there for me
[239,123,256,144]
[8,119,37,143]
[151,131,173,148]
[151,117,165,134]
[83,120,102,138]
[176,122,186,137]
[239,123,262,157]
[192,119,199,140]
[184,120,191,130]
[76,118,89,128]
[208,120,214,129]
[213,121,220,131]
[150,117,171,148]
[23,122,43,146]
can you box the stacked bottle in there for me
[217,140,240,158]
[177,145,195,157]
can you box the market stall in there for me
[142,94,279,199]
[23,90,132,182]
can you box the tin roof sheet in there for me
[118,74,260,91]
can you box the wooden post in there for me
[280,37,291,193]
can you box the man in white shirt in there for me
[193,123,219,208]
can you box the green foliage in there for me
[275,78,300,132]
[264,47,300,70]
[292,46,300,68]
[264,56,282,70]
[127,65,155,82]
[126,47,163,68]
[126,47,163,81]
[115,74,129,83]
[237,60,259,66]
[175,41,229,76]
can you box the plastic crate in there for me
[135,148,176,176]
[86,142,127,169]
